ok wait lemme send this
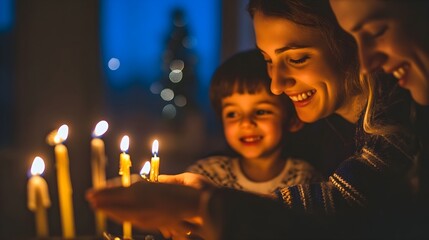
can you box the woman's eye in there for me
[371,26,387,38]
[264,58,272,64]
[289,56,309,64]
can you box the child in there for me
[187,49,321,195]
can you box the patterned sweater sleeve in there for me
[277,86,418,215]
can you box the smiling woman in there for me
[86,1,424,239]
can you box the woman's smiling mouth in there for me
[288,89,316,104]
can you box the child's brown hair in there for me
[209,49,297,128]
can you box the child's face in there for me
[330,0,429,105]
[221,89,286,160]
[253,11,348,123]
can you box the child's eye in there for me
[225,111,237,119]
[255,109,271,116]
[289,56,309,64]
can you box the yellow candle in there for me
[27,156,51,238]
[53,124,75,238]
[119,135,132,239]
[91,120,108,235]
[149,140,160,182]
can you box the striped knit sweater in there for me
[209,81,420,239]
[275,82,417,215]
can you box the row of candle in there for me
[27,121,161,239]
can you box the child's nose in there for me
[240,116,256,128]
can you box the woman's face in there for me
[253,12,347,123]
[330,0,429,106]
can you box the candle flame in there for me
[152,140,159,156]
[140,161,151,176]
[120,135,130,152]
[54,124,69,144]
[93,120,109,137]
[31,156,45,175]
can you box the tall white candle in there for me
[91,120,108,235]
[53,124,75,238]
[27,156,51,238]
[119,135,132,239]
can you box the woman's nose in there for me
[269,62,295,95]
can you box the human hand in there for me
[86,181,201,232]
[157,173,214,239]
[104,174,144,187]
[158,172,216,191]
[159,217,203,240]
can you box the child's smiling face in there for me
[221,89,287,161]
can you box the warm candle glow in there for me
[28,156,51,238]
[91,121,109,236]
[52,124,75,238]
[54,124,69,144]
[152,140,159,157]
[31,156,45,175]
[119,135,132,238]
[120,135,130,152]
[93,120,108,137]
[140,161,151,177]
[150,140,160,182]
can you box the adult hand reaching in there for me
[156,173,217,239]
[86,181,202,232]
[158,172,216,190]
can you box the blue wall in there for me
[0,0,13,31]
[100,0,221,91]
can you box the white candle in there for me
[91,120,108,235]
[53,124,75,238]
[119,135,132,239]
[27,156,51,238]
[149,140,160,182]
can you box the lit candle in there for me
[140,161,151,181]
[150,140,160,182]
[53,124,75,238]
[119,135,132,239]
[91,120,108,235]
[27,156,51,238]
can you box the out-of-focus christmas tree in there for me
[153,8,199,121]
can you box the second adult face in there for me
[330,0,429,106]
[253,12,347,123]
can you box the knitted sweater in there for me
[207,81,420,239]
[187,156,321,195]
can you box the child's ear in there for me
[287,117,304,132]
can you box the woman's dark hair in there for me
[209,49,295,125]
